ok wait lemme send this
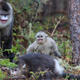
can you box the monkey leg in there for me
[2,33,15,62]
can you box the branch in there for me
[51,16,64,37]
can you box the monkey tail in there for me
[62,72,80,80]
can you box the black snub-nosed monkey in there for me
[18,53,80,80]
[27,31,61,58]
[0,0,15,62]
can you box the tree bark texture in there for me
[69,0,80,65]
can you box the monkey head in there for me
[0,1,13,28]
[35,31,48,44]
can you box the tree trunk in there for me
[69,0,80,65]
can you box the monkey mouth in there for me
[38,39,43,43]
[0,16,8,23]
[38,39,43,41]
[0,20,8,23]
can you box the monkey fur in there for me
[18,53,80,80]
[27,31,61,58]
[0,0,15,62]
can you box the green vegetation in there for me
[0,0,78,79]
[0,69,5,80]
[0,59,17,68]
[30,70,48,80]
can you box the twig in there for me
[51,16,64,37]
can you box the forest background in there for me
[0,0,80,80]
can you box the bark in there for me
[69,0,80,65]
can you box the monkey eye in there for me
[40,35,43,37]
[37,35,43,38]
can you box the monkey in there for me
[18,53,80,80]
[27,31,61,58]
[0,0,15,62]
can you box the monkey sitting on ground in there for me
[18,53,80,80]
[27,31,61,58]
[0,0,15,62]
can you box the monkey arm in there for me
[3,30,12,49]
[2,27,15,62]
[27,45,33,53]
[2,18,15,62]
[2,13,14,49]
[51,40,61,58]
[27,42,36,53]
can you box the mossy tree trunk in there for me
[69,0,80,65]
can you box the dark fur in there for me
[19,53,55,80]
[2,28,15,62]
[18,53,80,80]
[0,1,10,11]
[0,1,15,62]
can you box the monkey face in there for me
[35,31,48,44]
[36,35,45,44]
[0,2,13,28]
